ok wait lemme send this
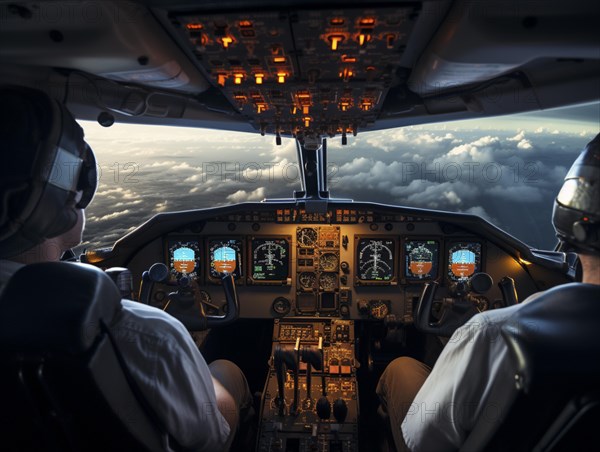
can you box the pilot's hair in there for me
[0,86,97,258]
[553,133,600,254]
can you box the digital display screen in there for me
[168,240,201,280]
[447,242,482,281]
[251,237,290,282]
[356,237,396,284]
[404,240,439,281]
[208,238,243,280]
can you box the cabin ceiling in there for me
[0,0,598,138]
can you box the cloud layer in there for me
[79,121,596,251]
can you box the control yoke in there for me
[139,263,239,330]
[415,273,518,337]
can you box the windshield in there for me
[79,103,598,252]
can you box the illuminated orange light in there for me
[340,102,349,111]
[257,104,267,113]
[273,56,286,63]
[359,18,376,27]
[359,34,367,46]
[277,72,287,83]
[302,106,310,115]
[330,35,344,51]
[304,117,311,127]
[186,23,203,30]
[291,106,298,114]
[234,73,244,84]
[297,92,311,99]
[221,36,233,48]
[341,54,357,63]
[217,74,227,86]
[239,20,252,27]
[340,68,354,80]
[330,18,344,26]
[255,73,264,84]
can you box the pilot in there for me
[377,133,600,451]
[0,86,253,451]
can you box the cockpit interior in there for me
[0,0,598,451]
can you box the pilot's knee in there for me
[209,359,251,408]
[209,359,240,380]
[379,357,426,388]
[377,357,431,403]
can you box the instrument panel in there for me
[165,234,484,289]
[116,204,556,324]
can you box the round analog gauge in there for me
[319,252,339,271]
[370,300,389,320]
[319,272,338,291]
[297,227,318,247]
[168,241,200,280]
[298,272,317,289]
[272,297,291,316]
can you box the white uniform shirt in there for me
[0,260,230,451]
[402,292,544,452]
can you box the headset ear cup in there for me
[45,206,78,238]
[77,144,98,209]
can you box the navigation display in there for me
[208,238,243,281]
[167,239,201,281]
[355,237,396,285]
[404,240,439,281]
[447,242,482,281]
[250,237,291,283]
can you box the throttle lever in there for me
[274,344,299,416]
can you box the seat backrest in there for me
[461,283,600,452]
[0,262,169,452]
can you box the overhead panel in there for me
[173,6,419,138]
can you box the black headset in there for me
[553,133,600,253]
[0,86,97,259]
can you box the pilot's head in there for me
[0,86,97,259]
[553,133,600,255]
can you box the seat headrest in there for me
[0,262,122,354]
[501,283,600,391]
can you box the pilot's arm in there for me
[400,300,532,452]
[111,300,231,451]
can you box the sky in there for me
[78,103,599,251]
